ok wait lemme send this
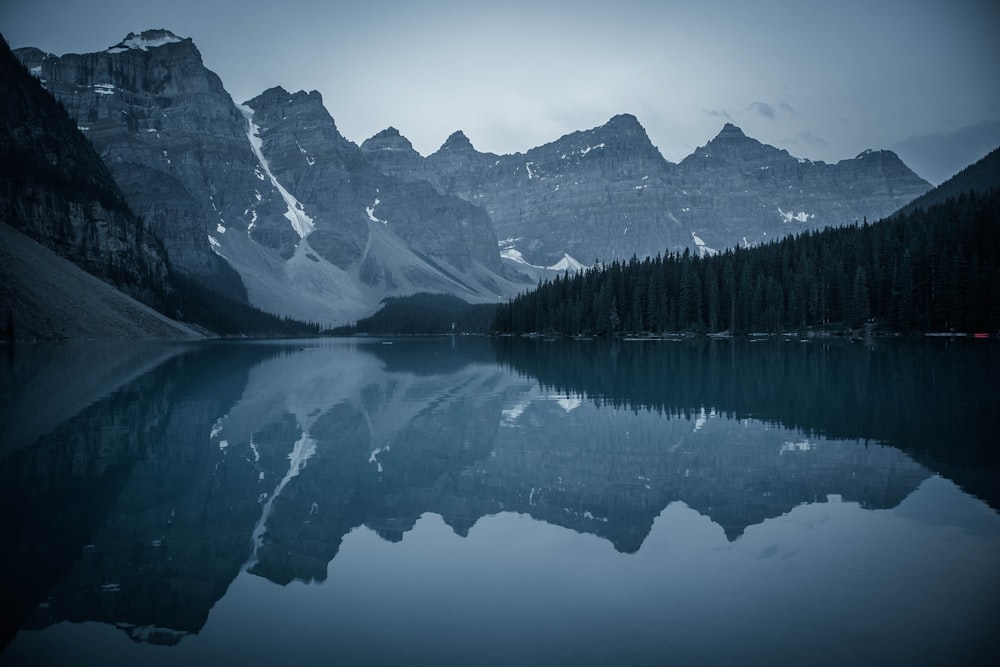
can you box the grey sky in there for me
[4,0,999,183]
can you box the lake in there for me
[1,336,998,666]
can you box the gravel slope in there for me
[0,222,202,340]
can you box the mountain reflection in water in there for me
[1,337,997,666]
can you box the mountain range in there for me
[2,29,956,333]
[363,116,930,269]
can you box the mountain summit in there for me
[717,122,747,138]
[362,127,416,153]
[16,31,522,325]
[367,116,930,266]
[12,29,934,325]
[437,130,477,153]
[107,29,187,53]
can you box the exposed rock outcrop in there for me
[0,34,199,338]
[14,30,249,303]
[363,117,932,268]
[16,32,524,324]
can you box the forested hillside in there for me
[494,189,1000,335]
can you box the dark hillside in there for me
[0,33,171,305]
[895,146,1000,217]
[495,188,1000,335]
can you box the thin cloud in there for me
[779,101,794,114]
[702,108,733,120]
[798,131,828,147]
[748,101,776,119]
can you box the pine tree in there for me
[849,266,870,328]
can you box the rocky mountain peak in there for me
[13,31,519,326]
[847,148,923,181]
[847,148,912,172]
[11,46,51,71]
[545,113,665,169]
[703,122,758,150]
[248,85,291,106]
[0,35,172,317]
[361,127,416,153]
[602,113,643,132]
[107,29,188,54]
[438,130,476,153]
[717,122,747,138]
[245,86,348,151]
[854,148,895,161]
[687,122,787,165]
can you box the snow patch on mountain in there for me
[501,247,530,265]
[501,246,585,274]
[365,198,386,224]
[691,232,718,257]
[777,208,814,223]
[107,31,183,53]
[547,254,586,272]
[294,140,315,166]
[239,104,314,238]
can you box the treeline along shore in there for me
[492,189,1000,337]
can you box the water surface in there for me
[1,337,997,666]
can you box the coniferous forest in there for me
[493,189,1000,336]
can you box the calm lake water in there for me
[1,336,998,666]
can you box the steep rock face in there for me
[364,118,932,267]
[0,36,172,317]
[0,222,200,340]
[359,127,433,181]
[361,115,686,267]
[675,123,932,251]
[17,32,521,324]
[14,30,250,302]
[438,115,680,268]
[241,86,505,292]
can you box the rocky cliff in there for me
[13,29,935,324]
[363,117,932,268]
[14,31,249,303]
[675,123,931,252]
[240,87,507,301]
[16,32,524,325]
[0,35,172,316]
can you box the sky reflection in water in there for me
[1,337,997,666]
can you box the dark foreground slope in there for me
[0,222,200,340]
[895,146,1000,217]
[1,34,321,340]
[0,35,172,308]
